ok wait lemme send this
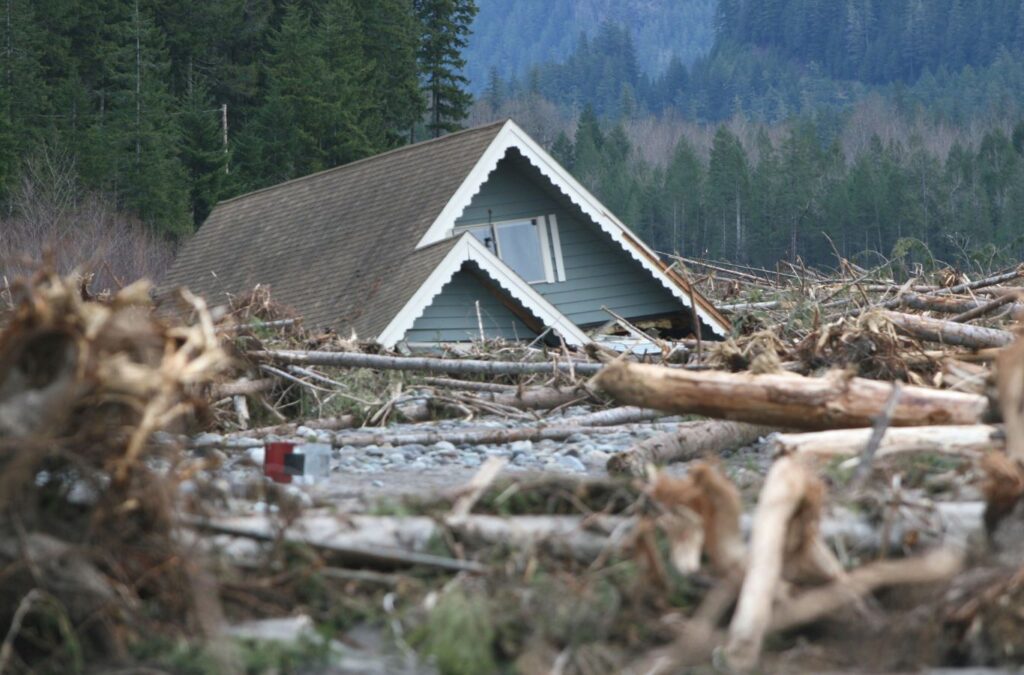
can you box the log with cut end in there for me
[769,424,1004,460]
[883,310,1015,349]
[593,362,989,430]
[607,420,776,476]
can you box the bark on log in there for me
[210,378,276,398]
[564,405,663,426]
[719,300,784,312]
[593,362,989,430]
[396,385,595,422]
[951,293,1019,323]
[185,515,484,573]
[769,425,1004,460]
[222,415,357,440]
[189,513,629,567]
[869,267,1024,314]
[419,376,516,393]
[883,311,1015,349]
[607,420,776,476]
[898,293,993,315]
[326,422,639,448]
[249,349,604,376]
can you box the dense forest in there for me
[3,0,1024,279]
[0,0,476,247]
[475,0,1024,269]
[464,0,715,93]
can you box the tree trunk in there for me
[250,349,604,377]
[768,424,1003,460]
[593,362,990,430]
[608,420,776,476]
[883,310,1015,349]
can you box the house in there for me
[163,119,730,348]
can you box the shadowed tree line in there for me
[0,0,476,242]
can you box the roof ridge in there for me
[215,119,511,208]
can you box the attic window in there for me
[459,215,565,284]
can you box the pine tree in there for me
[707,126,749,260]
[236,4,330,188]
[319,0,377,163]
[0,0,47,192]
[663,136,704,255]
[414,0,478,138]
[356,0,422,146]
[178,76,225,228]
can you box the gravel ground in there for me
[192,408,714,508]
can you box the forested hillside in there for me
[0,0,476,247]
[464,0,715,91]
[474,0,1024,270]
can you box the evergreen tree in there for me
[357,0,423,146]
[707,126,749,260]
[414,0,478,137]
[663,136,704,255]
[178,77,225,228]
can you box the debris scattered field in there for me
[2,258,1024,674]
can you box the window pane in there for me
[467,225,497,254]
[496,220,546,282]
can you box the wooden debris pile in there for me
[0,270,232,672]
[584,258,1024,671]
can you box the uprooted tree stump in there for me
[0,271,231,670]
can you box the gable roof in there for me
[163,121,506,339]
[164,118,729,343]
[378,233,589,348]
[417,120,731,337]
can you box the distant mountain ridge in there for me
[464,0,716,90]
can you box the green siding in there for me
[404,267,537,343]
[455,152,684,326]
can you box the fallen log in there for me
[869,266,1024,314]
[221,415,357,440]
[249,349,604,376]
[396,385,595,422]
[593,362,989,430]
[419,376,516,393]
[210,378,276,398]
[898,293,992,315]
[769,424,1004,460]
[951,292,1020,323]
[325,421,637,448]
[185,515,484,573]
[883,311,1015,349]
[564,405,662,426]
[607,420,776,476]
[189,513,630,567]
[718,300,784,312]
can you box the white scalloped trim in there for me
[377,233,589,348]
[416,120,729,337]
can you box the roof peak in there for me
[215,119,512,209]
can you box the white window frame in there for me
[455,216,559,284]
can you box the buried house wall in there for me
[403,266,539,343]
[454,150,686,328]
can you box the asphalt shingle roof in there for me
[162,121,506,338]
